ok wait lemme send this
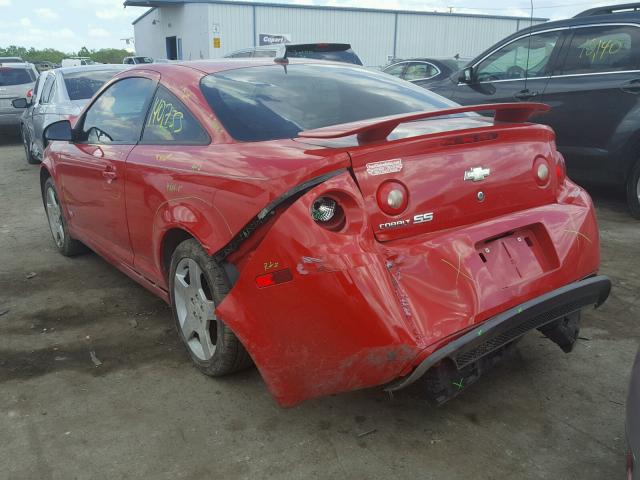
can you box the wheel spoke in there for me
[199,325,215,359]
[188,259,203,291]
[180,313,199,339]
[174,274,190,301]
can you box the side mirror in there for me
[44,120,74,142]
[458,67,474,84]
[12,98,28,109]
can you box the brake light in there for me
[376,180,409,215]
[26,88,33,99]
[442,131,498,146]
[255,268,293,288]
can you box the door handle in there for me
[621,79,640,94]
[102,166,117,183]
[514,89,539,100]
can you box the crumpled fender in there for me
[215,171,421,406]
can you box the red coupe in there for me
[40,59,611,407]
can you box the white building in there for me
[124,0,547,66]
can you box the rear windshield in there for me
[62,70,119,100]
[286,47,363,65]
[200,64,458,142]
[0,67,35,86]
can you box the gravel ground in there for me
[0,130,638,480]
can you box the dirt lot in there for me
[0,131,638,480]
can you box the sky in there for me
[0,0,618,53]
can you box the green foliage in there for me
[0,45,132,64]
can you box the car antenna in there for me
[523,0,534,94]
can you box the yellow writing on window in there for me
[148,98,184,134]
[578,38,623,63]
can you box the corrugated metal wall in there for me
[133,3,546,67]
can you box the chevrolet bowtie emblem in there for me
[464,166,491,182]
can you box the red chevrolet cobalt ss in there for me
[40,59,610,407]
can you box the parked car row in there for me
[14,64,129,163]
[381,4,640,218]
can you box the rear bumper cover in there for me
[386,275,611,392]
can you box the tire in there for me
[42,177,87,256]
[169,239,252,376]
[627,159,640,219]
[21,126,39,165]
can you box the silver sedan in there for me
[15,64,129,164]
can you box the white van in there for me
[61,57,94,67]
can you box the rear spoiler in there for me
[298,102,550,144]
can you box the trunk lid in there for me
[297,103,557,242]
[349,118,558,241]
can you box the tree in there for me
[0,45,132,65]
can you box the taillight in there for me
[555,151,567,184]
[376,180,409,215]
[26,88,33,99]
[255,268,293,288]
[532,156,551,187]
[627,448,634,480]
[311,196,345,231]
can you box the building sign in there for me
[259,33,291,46]
[213,37,221,48]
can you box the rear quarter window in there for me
[142,86,209,145]
[562,25,640,74]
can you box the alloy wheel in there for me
[45,186,65,248]
[173,258,218,361]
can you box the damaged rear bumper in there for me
[215,170,608,406]
[385,275,611,393]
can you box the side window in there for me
[142,86,209,144]
[562,26,640,74]
[40,75,55,104]
[476,30,562,82]
[80,77,155,144]
[384,63,406,77]
[404,62,438,81]
[124,58,134,64]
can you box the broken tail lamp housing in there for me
[311,196,346,231]
[555,151,567,184]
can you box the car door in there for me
[23,72,43,149]
[452,29,566,109]
[540,24,640,185]
[56,74,158,264]
[31,72,54,157]
[125,84,211,286]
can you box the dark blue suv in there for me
[428,3,640,217]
